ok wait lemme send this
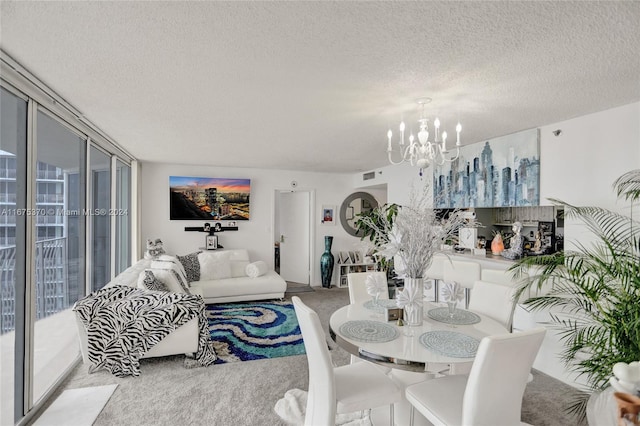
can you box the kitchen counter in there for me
[442,249,517,271]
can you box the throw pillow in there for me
[245,260,268,278]
[177,251,202,283]
[198,251,232,281]
[151,268,190,294]
[151,256,189,287]
[137,270,169,292]
[230,260,250,278]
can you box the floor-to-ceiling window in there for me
[0,85,27,426]
[33,110,86,405]
[115,160,131,275]
[1,53,136,425]
[89,147,111,291]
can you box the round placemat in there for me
[339,320,399,343]
[363,299,398,313]
[427,307,481,325]
[419,331,480,358]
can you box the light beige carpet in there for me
[36,288,587,426]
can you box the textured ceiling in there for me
[1,1,639,173]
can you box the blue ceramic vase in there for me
[320,236,334,288]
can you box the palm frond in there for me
[614,169,640,202]
[510,170,640,419]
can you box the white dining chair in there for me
[424,254,447,302]
[480,268,516,286]
[443,260,481,308]
[291,296,402,426]
[347,271,389,304]
[448,280,519,376]
[469,280,518,332]
[346,272,392,372]
[405,327,546,426]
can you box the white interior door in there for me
[279,191,310,284]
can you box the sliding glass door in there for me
[33,110,86,405]
[115,160,131,275]
[1,59,135,423]
[0,86,27,426]
[89,146,111,291]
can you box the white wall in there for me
[140,163,380,286]
[140,102,639,287]
[361,102,640,231]
[538,102,640,209]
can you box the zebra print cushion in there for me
[73,285,216,377]
[141,270,168,292]
[177,251,201,283]
[152,256,189,287]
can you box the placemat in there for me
[363,299,398,313]
[419,330,480,358]
[427,307,481,325]
[339,320,399,343]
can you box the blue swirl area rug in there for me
[206,301,306,364]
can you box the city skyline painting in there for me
[433,128,540,208]
[169,176,251,220]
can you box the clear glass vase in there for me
[403,277,424,326]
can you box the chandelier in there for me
[386,98,461,170]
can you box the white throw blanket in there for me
[246,260,268,278]
[274,388,371,425]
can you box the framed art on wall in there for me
[205,235,218,250]
[169,176,251,220]
[433,128,540,208]
[321,205,336,225]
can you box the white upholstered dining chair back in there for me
[442,260,481,289]
[462,328,546,425]
[423,254,448,301]
[468,280,518,332]
[424,254,447,280]
[347,272,389,304]
[443,260,481,308]
[291,296,336,425]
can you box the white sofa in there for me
[76,249,286,363]
[191,249,287,304]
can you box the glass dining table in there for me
[329,300,509,373]
[329,300,511,425]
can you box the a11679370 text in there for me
[0,208,128,216]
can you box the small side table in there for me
[587,387,616,426]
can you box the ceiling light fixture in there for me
[386,97,461,173]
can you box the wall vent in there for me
[362,171,376,181]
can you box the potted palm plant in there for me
[511,169,640,418]
[354,202,399,274]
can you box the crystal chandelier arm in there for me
[435,145,460,165]
[387,142,414,165]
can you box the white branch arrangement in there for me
[358,184,471,279]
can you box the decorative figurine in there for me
[501,222,525,260]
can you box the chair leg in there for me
[389,403,394,426]
[464,287,470,309]
[434,279,440,303]
[409,405,415,426]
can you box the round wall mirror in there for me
[339,192,379,237]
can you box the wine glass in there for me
[370,290,383,319]
[447,300,458,320]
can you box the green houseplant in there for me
[511,169,640,417]
[354,202,399,274]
